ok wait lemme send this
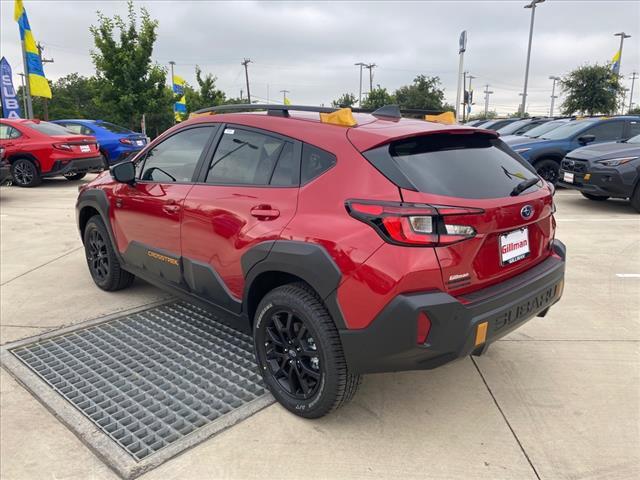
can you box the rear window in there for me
[368,133,540,199]
[25,121,74,136]
[98,122,132,134]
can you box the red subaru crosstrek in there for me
[76,105,566,418]
[0,118,102,187]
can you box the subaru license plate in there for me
[500,228,530,265]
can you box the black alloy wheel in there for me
[262,308,322,399]
[87,227,110,282]
[534,159,560,184]
[11,159,41,187]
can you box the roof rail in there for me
[192,104,446,120]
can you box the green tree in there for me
[183,66,227,113]
[469,110,498,121]
[560,64,623,116]
[628,106,640,115]
[332,92,356,108]
[393,75,447,110]
[89,1,172,133]
[361,86,394,109]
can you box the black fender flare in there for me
[242,240,347,329]
[76,188,122,261]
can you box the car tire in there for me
[100,150,110,170]
[581,192,610,201]
[83,215,135,291]
[533,159,560,184]
[11,158,41,187]
[631,183,640,213]
[64,172,87,181]
[253,282,361,418]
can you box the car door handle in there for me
[163,200,181,214]
[250,205,280,220]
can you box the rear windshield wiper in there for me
[511,177,539,196]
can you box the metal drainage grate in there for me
[11,301,267,461]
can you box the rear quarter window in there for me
[366,132,540,199]
[301,144,336,184]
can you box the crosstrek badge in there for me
[500,228,530,265]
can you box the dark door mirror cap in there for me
[111,161,136,184]
[578,134,596,145]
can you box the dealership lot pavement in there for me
[1,177,638,480]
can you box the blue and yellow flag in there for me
[173,74,186,121]
[14,0,51,99]
[611,49,621,75]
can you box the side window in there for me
[62,123,83,134]
[206,128,286,185]
[140,126,214,182]
[628,121,640,138]
[301,144,336,183]
[583,121,625,142]
[270,142,297,186]
[0,125,21,140]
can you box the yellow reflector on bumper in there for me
[425,111,456,125]
[583,173,591,181]
[475,322,488,346]
[319,108,357,127]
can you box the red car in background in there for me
[0,118,102,187]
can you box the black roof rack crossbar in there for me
[193,103,448,119]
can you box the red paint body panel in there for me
[0,118,99,174]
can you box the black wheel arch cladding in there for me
[242,240,347,329]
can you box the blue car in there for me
[52,119,147,166]
[504,116,640,184]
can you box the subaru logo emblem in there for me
[521,205,534,219]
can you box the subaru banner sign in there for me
[1,57,22,119]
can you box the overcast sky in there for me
[1,0,639,116]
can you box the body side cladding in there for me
[76,188,121,258]
[242,240,347,329]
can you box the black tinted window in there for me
[61,123,94,135]
[627,121,640,138]
[386,133,539,199]
[301,144,335,183]
[583,121,625,141]
[0,124,21,139]
[207,128,286,185]
[99,122,132,134]
[270,142,297,186]
[140,127,213,182]
[25,121,74,136]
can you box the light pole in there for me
[364,63,376,93]
[455,30,467,123]
[483,84,494,118]
[629,71,638,113]
[613,32,631,76]
[549,75,560,117]
[355,62,366,106]
[521,0,545,116]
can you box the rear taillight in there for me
[53,143,73,151]
[119,138,133,145]
[346,200,483,247]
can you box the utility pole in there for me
[628,71,638,113]
[354,62,366,106]
[364,63,376,93]
[455,30,467,123]
[280,89,290,104]
[467,74,476,120]
[549,75,560,117]
[36,42,53,120]
[521,0,545,117]
[18,72,27,115]
[241,58,252,104]
[483,84,494,118]
[169,61,176,124]
[613,32,631,76]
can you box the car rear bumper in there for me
[339,240,566,374]
[44,156,104,177]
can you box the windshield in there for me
[25,121,76,136]
[524,120,566,138]
[541,120,597,140]
[497,119,530,135]
[99,121,133,134]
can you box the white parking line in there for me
[616,274,640,278]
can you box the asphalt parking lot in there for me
[1,176,638,480]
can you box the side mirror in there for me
[111,161,135,184]
[578,134,595,145]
